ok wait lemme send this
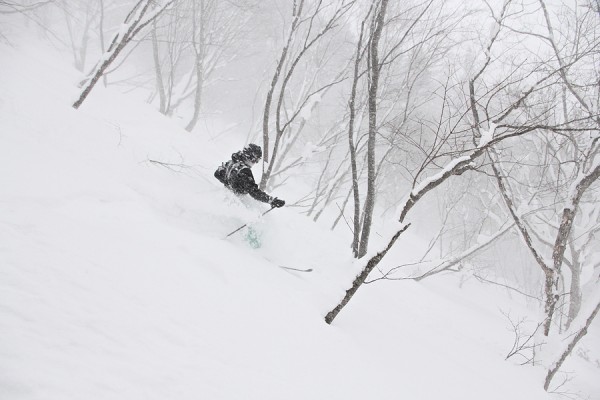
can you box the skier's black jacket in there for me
[214,151,273,204]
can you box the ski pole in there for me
[225,206,275,238]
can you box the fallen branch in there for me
[368,221,514,283]
[474,274,540,301]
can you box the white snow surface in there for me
[1,38,599,400]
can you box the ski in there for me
[279,265,313,273]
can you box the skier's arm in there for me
[237,169,273,204]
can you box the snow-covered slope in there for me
[1,37,598,400]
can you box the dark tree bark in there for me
[357,0,388,259]
[348,5,373,257]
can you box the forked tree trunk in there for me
[544,163,600,335]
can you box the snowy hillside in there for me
[1,35,598,400]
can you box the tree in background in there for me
[0,0,54,43]
[259,0,355,190]
[300,0,463,258]
[59,0,101,72]
[325,0,599,391]
[73,0,175,109]
[485,0,599,389]
[325,0,596,319]
[148,0,255,131]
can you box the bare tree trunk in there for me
[151,20,167,114]
[262,0,303,165]
[260,1,354,190]
[61,0,101,72]
[185,0,206,132]
[348,5,372,257]
[565,249,582,331]
[357,0,388,258]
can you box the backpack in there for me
[214,160,248,192]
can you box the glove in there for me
[271,197,285,208]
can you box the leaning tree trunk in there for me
[544,298,600,391]
[325,224,410,324]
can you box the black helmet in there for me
[243,143,262,163]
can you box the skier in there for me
[214,143,285,208]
